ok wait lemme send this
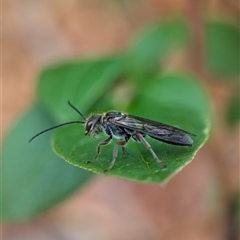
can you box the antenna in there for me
[68,100,86,120]
[29,121,84,142]
[29,101,86,142]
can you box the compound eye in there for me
[85,121,93,135]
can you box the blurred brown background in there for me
[2,0,239,240]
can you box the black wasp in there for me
[29,101,195,172]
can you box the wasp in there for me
[29,101,195,172]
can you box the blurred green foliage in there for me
[205,21,239,78]
[1,106,92,221]
[225,94,240,128]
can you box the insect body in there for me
[29,101,195,172]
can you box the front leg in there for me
[87,136,112,164]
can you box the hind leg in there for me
[134,133,167,169]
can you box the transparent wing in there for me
[109,114,195,146]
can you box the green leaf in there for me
[205,21,240,78]
[129,19,188,68]
[37,55,128,122]
[52,74,211,183]
[1,105,92,221]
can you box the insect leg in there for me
[135,133,167,169]
[121,135,130,156]
[87,136,112,164]
[104,140,127,172]
[122,146,130,156]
